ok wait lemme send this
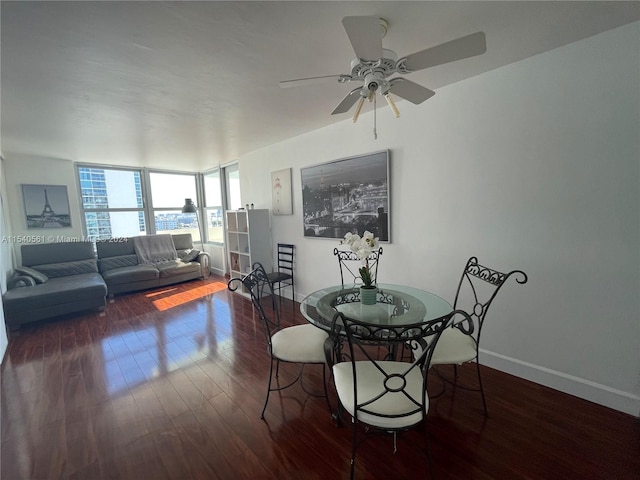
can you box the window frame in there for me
[146,169,199,240]
[76,164,148,242]
[202,168,225,246]
[76,164,213,243]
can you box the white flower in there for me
[362,231,378,249]
[340,230,379,263]
[341,232,356,245]
[339,230,379,287]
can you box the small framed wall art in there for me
[22,184,72,229]
[271,168,293,215]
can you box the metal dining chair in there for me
[333,246,383,287]
[267,243,295,308]
[418,256,528,416]
[228,262,330,419]
[325,309,472,479]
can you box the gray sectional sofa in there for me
[96,233,209,295]
[2,233,210,330]
[2,241,108,330]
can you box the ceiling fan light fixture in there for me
[384,93,400,118]
[352,96,365,123]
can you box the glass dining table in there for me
[300,283,453,338]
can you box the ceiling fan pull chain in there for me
[373,93,378,140]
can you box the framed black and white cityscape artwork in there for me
[22,184,72,229]
[301,150,390,241]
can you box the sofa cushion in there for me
[96,238,135,258]
[177,248,200,263]
[172,233,194,250]
[22,242,95,266]
[156,260,201,278]
[99,254,139,273]
[31,259,99,278]
[8,275,36,288]
[15,266,48,284]
[2,273,107,314]
[101,265,159,285]
[133,235,177,265]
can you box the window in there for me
[224,164,241,211]
[203,170,224,243]
[78,166,215,244]
[77,166,146,242]
[148,172,200,241]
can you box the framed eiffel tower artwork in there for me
[21,184,72,229]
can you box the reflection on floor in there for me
[103,287,232,396]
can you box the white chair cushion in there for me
[333,361,428,430]
[271,324,328,363]
[430,327,477,365]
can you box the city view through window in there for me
[78,167,224,243]
[150,172,200,240]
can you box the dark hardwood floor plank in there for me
[30,418,68,480]
[150,374,191,419]
[181,362,224,400]
[2,275,638,479]
[190,397,273,480]
[64,409,99,478]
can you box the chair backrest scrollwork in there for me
[333,246,383,287]
[452,256,528,342]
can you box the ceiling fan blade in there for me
[398,32,486,72]
[389,78,435,104]
[279,74,349,88]
[332,87,364,115]
[342,16,384,61]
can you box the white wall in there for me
[237,23,640,415]
[1,155,83,361]
[3,155,85,265]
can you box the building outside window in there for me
[78,166,146,242]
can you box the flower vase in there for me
[360,286,378,305]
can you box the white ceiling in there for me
[2,1,638,171]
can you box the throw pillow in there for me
[15,266,49,284]
[178,249,201,263]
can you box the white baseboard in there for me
[479,349,640,417]
[210,267,225,277]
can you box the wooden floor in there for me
[2,276,638,480]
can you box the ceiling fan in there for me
[280,16,487,129]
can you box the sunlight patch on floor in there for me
[145,287,179,297]
[151,282,227,311]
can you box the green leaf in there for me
[359,265,373,287]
